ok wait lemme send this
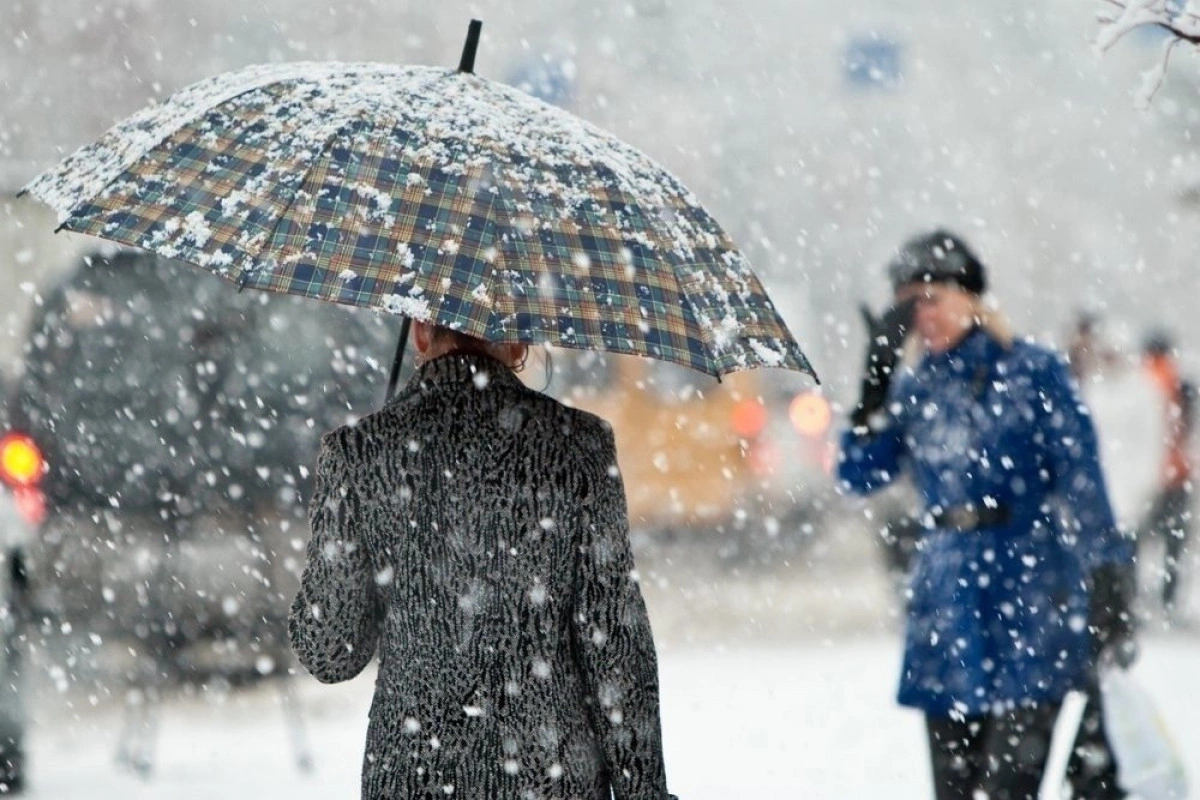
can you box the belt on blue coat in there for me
[927,503,1010,532]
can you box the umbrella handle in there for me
[386,317,412,402]
[458,20,482,74]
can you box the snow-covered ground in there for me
[19,631,1198,799]
[16,523,1200,798]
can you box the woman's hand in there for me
[1089,562,1138,669]
[850,298,915,433]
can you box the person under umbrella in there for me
[20,21,811,798]
[838,230,1136,799]
[288,322,676,800]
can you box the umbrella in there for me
[21,19,817,395]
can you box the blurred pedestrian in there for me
[838,230,1136,799]
[289,322,676,800]
[1065,310,1103,383]
[1139,330,1195,620]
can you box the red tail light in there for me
[0,432,45,488]
[12,486,46,527]
[730,398,768,439]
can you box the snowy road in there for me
[21,633,1199,799]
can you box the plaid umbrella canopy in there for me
[22,21,816,392]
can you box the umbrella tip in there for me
[458,19,482,74]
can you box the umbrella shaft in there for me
[458,20,482,74]
[386,318,412,402]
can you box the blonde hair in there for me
[973,295,1014,349]
[901,293,1014,366]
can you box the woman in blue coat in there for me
[838,230,1136,800]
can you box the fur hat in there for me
[887,229,986,295]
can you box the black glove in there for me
[850,299,915,432]
[1089,562,1138,669]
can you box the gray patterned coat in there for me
[289,352,672,800]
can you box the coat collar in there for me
[922,326,1000,376]
[408,351,525,395]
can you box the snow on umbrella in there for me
[21,20,817,392]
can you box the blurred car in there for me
[534,350,835,559]
[8,249,397,685]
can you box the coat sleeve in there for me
[288,428,381,683]
[837,425,906,495]
[1037,353,1135,570]
[837,375,909,495]
[572,423,671,800]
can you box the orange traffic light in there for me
[789,392,833,438]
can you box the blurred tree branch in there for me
[1098,0,1200,44]
[1097,0,1199,105]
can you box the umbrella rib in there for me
[480,180,518,341]
[236,68,454,291]
[673,271,723,376]
[41,70,321,225]
[238,117,365,290]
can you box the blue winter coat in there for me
[839,328,1134,717]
